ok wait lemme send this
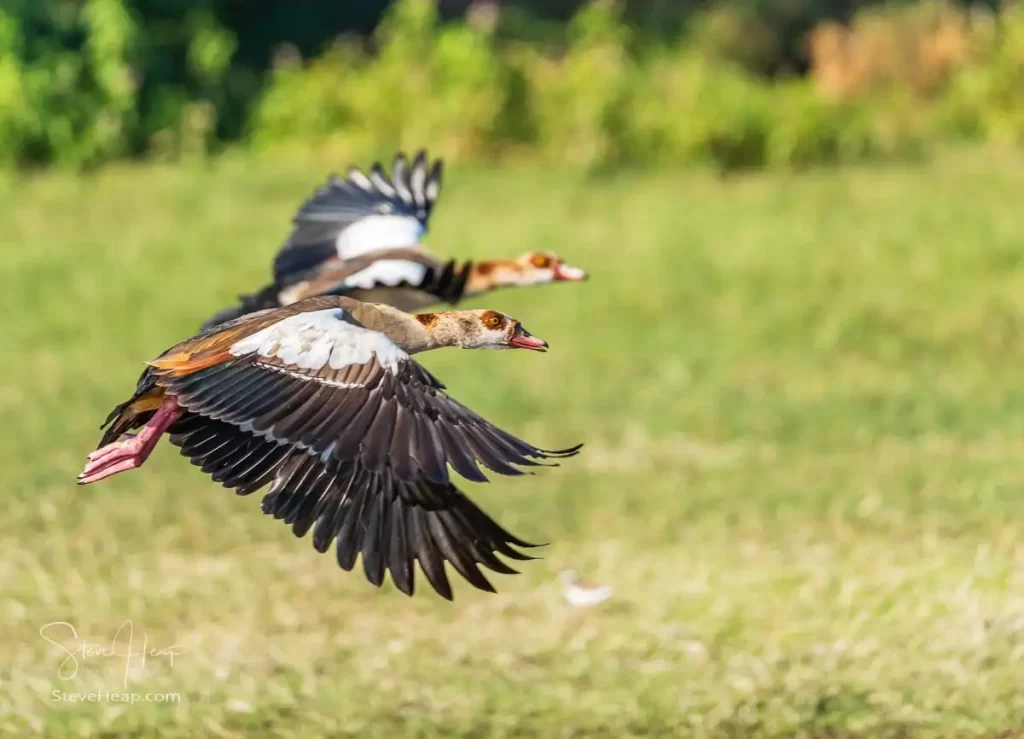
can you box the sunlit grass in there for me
[3,151,1024,736]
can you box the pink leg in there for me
[77,396,183,485]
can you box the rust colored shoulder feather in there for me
[150,296,350,376]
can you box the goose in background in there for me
[202,150,587,329]
[79,296,582,600]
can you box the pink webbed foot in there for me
[87,433,141,463]
[78,436,151,484]
[77,396,182,485]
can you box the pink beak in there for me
[508,327,548,352]
[553,263,588,282]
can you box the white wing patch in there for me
[336,215,425,260]
[343,260,429,290]
[229,308,408,373]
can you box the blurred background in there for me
[4,1,1024,737]
[3,0,1023,169]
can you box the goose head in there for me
[415,309,548,351]
[515,251,588,285]
[470,251,587,293]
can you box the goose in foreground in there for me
[202,150,587,328]
[79,296,582,599]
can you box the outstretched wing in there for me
[274,151,443,286]
[152,307,579,486]
[167,413,540,599]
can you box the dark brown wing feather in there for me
[155,354,581,486]
[167,413,539,599]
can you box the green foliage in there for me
[937,7,1024,146]
[2,0,1024,170]
[0,0,143,167]
[252,0,507,161]
[623,51,774,170]
[0,11,29,166]
[250,0,924,172]
[164,11,238,159]
[766,82,901,169]
[0,0,240,167]
[627,49,913,173]
[517,1,633,167]
[79,0,138,161]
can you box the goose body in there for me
[79,297,581,600]
[202,151,587,329]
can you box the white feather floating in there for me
[559,569,614,608]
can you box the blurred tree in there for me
[0,0,1008,166]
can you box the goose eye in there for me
[482,311,504,329]
[530,254,552,269]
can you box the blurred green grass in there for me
[4,151,1024,737]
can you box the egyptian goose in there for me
[202,151,587,328]
[78,297,581,599]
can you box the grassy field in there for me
[4,151,1024,737]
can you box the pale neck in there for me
[464,261,518,297]
[346,301,441,354]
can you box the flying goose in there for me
[78,297,582,599]
[202,151,587,328]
